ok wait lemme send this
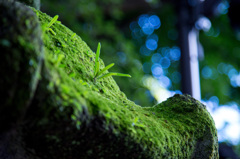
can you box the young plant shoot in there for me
[94,42,131,81]
[45,15,59,35]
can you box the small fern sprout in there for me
[93,42,131,81]
[94,42,101,77]
[46,15,59,35]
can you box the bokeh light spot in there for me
[149,15,161,29]
[160,57,171,68]
[201,66,212,79]
[160,47,170,57]
[195,17,211,32]
[151,63,163,77]
[142,23,154,35]
[146,39,158,51]
[151,53,162,63]
[158,76,172,88]
[138,14,148,27]
[228,68,238,79]
[216,1,229,15]
[230,74,240,87]
[169,47,181,61]
[148,34,159,42]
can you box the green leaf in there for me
[47,15,59,28]
[133,117,139,123]
[96,63,114,77]
[71,33,76,39]
[97,72,114,80]
[112,73,131,78]
[48,28,56,35]
[136,124,145,128]
[94,42,101,76]
[69,72,76,78]
[97,72,131,80]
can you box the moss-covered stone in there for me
[0,0,43,131]
[0,1,219,158]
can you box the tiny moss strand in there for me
[112,73,131,78]
[47,15,59,28]
[96,63,114,78]
[94,42,101,76]
[97,72,116,79]
[71,33,76,39]
[48,28,56,35]
[97,72,131,80]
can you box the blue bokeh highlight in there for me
[151,53,162,63]
[146,39,158,51]
[138,14,161,35]
[151,63,163,77]
[160,57,171,69]
[130,13,182,91]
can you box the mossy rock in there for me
[0,1,219,159]
[0,0,43,131]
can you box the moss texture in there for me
[0,1,219,159]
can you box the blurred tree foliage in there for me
[41,0,240,107]
[199,13,240,105]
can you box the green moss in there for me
[19,8,218,158]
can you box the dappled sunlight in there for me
[203,99,240,145]
[142,75,181,103]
